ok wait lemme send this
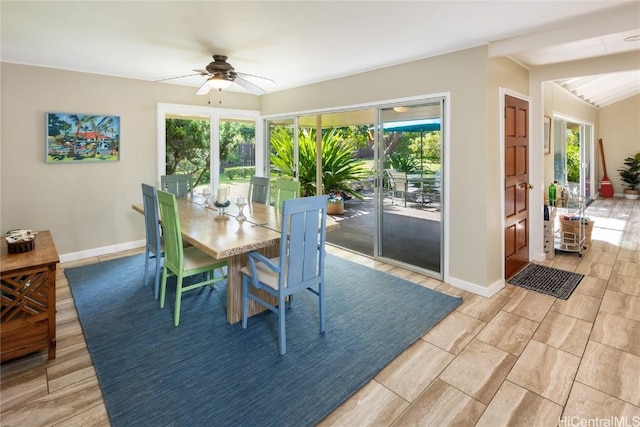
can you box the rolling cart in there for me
[554,197,589,256]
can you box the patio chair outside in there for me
[387,170,419,207]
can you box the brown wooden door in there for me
[504,95,530,279]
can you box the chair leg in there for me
[159,266,168,308]
[241,274,249,329]
[144,248,150,286]
[318,282,325,334]
[278,294,287,355]
[153,253,161,300]
[174,275,183,327]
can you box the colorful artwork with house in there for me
[46,113,120,163]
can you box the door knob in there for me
[520,183,534,190]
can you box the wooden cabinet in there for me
[1,230,59,362]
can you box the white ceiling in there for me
[1,1,639,107]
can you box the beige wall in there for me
[486,56,530,283]
[599,94,640,195]
[0,63,258,256]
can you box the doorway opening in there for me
[553,117,594,207]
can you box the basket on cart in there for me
[560,216,594,246]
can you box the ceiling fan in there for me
[159,55,275,95]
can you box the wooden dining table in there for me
[132,198,336,324]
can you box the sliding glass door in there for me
[377,100,443,274]
[262,98,445,279]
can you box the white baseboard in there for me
[447,275,504,298]
[59,240,146,263]
[533,252,547,262]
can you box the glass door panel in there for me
[318,110,377,257]
[581,124,592,201]
[165,114,210,197]
[378,101,443,274]
[553,118,594,208]
[219,117,257,200]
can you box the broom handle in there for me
[599,138,608,177]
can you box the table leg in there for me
[226,244,280,324]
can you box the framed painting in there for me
[46,112,120,163]
[543,115,552,155]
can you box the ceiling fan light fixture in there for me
[208,75,233,90]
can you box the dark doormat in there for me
[509,264,584,300]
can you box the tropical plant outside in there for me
[565,129,581,183]
[269,127,369,199]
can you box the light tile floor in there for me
[1,197,638,426]
[323,197,640,426]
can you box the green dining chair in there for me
[273,179,300,208]
[161,174,193,199]
[241,195,329,355]
[248,176,271,204]
[156,190,227,326]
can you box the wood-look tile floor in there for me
[1,197,638,426]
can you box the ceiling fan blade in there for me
[236,72,275,86]
[234,76,266,95]
[155,72,201,82]
[193,69,211,76]
[196,79,211,95]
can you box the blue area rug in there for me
[65,253,462,426]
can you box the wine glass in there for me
[236,196,247,221]
[202,188,211,208]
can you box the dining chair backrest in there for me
[141,183,163,298]
[156,190,185,274]
[248,176,271,204]
[142,183,161,257]
[273,179,300,208]
[161,174,193,199]
[277,195,329,291]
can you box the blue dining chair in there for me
[273,178,300,208]
[157,190,228,326]
[141,183,163,299]
[248,176,271,204]
[241,195,329,355]
[161,174,193,199]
